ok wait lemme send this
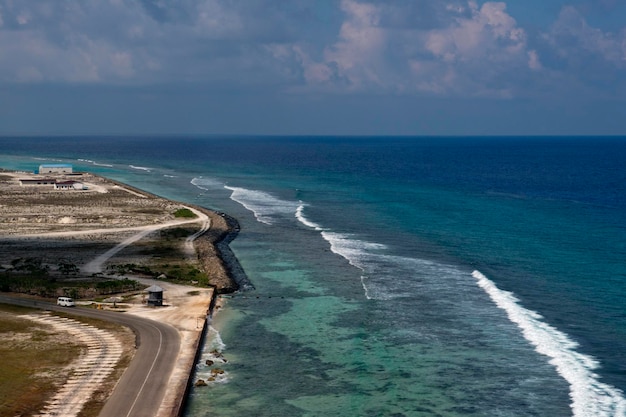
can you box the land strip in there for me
[0,169,244,416]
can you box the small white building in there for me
[39,164,73,174]
[54,180,85,190]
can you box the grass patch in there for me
[137,242,184,258]
[160,226,197,239]
[0,304,136,417]
[173,208,196,218]
[0,309,83,417]
[0,303,37,317]
[159,263,209,285]
[0,272,141,299]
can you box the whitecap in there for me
[191,177,224,190]
[194,326,230,385]
[473,270,626,417]
[78,158,113,167]
[321,231,391,300]
[225,185,299,225]
[129,165,152,172]
[295,203,324,231]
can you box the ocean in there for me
[0,136,624,416]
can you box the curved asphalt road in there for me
[0,295,180,417]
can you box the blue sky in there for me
[1,0,626,136]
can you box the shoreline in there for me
[104,175,253,292]
[0,169,250,417]
[87,176,252,417]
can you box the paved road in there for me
[0,295,181,417]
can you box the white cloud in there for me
[1,0,623,101]
[0,2,147,83]
[424,2,528,63]
[544,6,626,65]
[412,2,541,97]
[0,0,324,85]
[528,50,542,70]
[292,1,539,97]
[322,0,387,89]
[194,0,243,38]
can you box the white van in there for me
[57,297,76,307]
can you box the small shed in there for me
[145,285,164,306]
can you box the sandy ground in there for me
[20,313,125,417]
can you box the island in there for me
[0,167,247,417]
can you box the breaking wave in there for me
[77,158,113,168]
[473,270,626,417]
[295,203,324,230]
[224,186,299,225]
[191,177,225,191]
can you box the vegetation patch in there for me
[0,307,83,417]
[137,241,184,258]
[0,305,136,417]
[173,208,196,218]
[160,226,197,239]
[107,262,210,286]
[0,268,141,300]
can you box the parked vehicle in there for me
[57,297,75,307]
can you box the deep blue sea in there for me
[1,136,625,416]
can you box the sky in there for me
[1,0,626,136]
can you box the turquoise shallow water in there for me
[1,136,625,416]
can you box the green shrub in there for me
[173,208,196,218]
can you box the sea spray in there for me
[195,326,230,385]
[473,270,626,417]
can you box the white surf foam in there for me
[225,185,299,225]
[129,165,152,172]
[77,158,113,167]
[195,326,229,385]
[321,231,390,300]
[295,203,324,230]
[205,325,226,353]
[191,177,225,190]
[473,270,626,417]
[321,231,387,267]
[33,157,63,162]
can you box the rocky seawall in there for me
[192,207,254,293]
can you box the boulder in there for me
[194,379,207,387]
